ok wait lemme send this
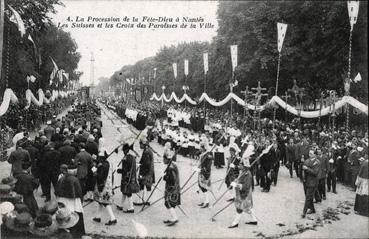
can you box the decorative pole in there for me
[241,86,251,130]
[203,52,208,117]
[184,59,189,108]
[281,91,290,123]
[273,22,288,128]
[161,85,165,108]
[345,1,360,132]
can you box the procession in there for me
[0,1,368,239]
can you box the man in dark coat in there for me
[58,140,77,166]
[44,121,55,141]
[14,163,39,218]
[286,138,298,178]
[302,150,320,218]
[74,143,93,200]
[259,141,276,192]
[135,138,155,206]
[271,142,281,186]
[8,142,31,176]
[40,142,61,201]
[85,135,99,156]
[23,141,40,178]
[117,143,138,213]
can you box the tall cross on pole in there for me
[251,82,268,132]
[241,86,252,130]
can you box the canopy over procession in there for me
[0,1,368,238]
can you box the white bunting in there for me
[230,45,238,72]
[172,63,177,79]
[203,52,209,74]
[277,22,288,53]
[347,1,360,30]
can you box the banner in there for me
[172,63,177,79]
[184,59,189,76]
[153,68,157,79]
[49,56,59,85]
[347,1,360,30]
[203,52,208,74]
[8,5,25,37]
[277,22,288,52]
[230,45,238,72]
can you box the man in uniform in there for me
[228,157,258,228]
[197,141,213,208]
[135,137,155,206]
[117,143,139,213]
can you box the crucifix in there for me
[331,90,337,139]
[241,86,252,130]
[251,81,268,132]
[288,80,305,129]
[281,91,290,122]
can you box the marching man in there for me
[197,141,213,208]
[225,143,241,201]
[135,137,155,206]
[228,157,258,228]
[163,147,181,226]
[117,143,139,213]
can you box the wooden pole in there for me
[273,53,282,128]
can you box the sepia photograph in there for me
[0,0,368,238]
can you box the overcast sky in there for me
[51,0,218,86]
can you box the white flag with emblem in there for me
[353,72,362,83]
[153,68,157,78]
[203,52,208,74]
[184,59,189,76]
[347,1,360,30]
[230,45,238,72]
[277,23,288,52]
[172,63,177,79]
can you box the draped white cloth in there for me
[25,89,69,109]
[125,108,138,121]
[0,89,19,116]
[150,92,368,118]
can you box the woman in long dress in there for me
[354,158,368,216]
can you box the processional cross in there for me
[251,81,268,131]
[281,91,290,122]
[241,86,253,130]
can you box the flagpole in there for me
[273,52,282,129]
[0,0,4,82]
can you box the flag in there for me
[277,22,288,52]
[58,69,64,83]
[153,68,157,78]
[8,6,25,37]
[230,45,237,72]
[49,57,59,85]
[172,63,177,79]
[63,72,69,81]
[26,75,36,83]
[347,1,360,30]
[353,72,362,83]
[203,52,208,74]
[184,59,189,76]
[27,35,38,60]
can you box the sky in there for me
[51,0,218,86]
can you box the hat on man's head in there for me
[55,208,79,229]
[29,213,58,237]
[2,176,17,186]
[4,211,33,232]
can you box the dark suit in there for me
[40,148,61,200]
[286,143,298,177]
[259,147,276,191]
[8,148,31,176]
[14,171,39,217]
[303,157,320,214]
[75,150,93,196]
[58,144,77,166]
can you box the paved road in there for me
[83,104,368,238]
[1,104,367,238]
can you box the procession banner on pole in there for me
[184,59,189,76]
[172,63,177,79]
[230,45,237,72]
[347,1,360,30]
[153,68,157,79]
[277,22,288,52]
[203,52,208,74]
